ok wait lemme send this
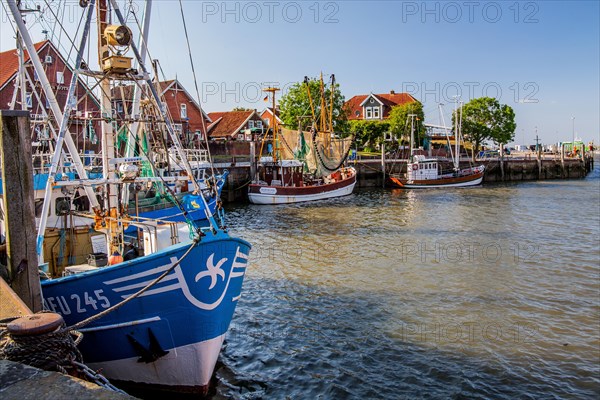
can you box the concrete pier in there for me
[0,360,135,399]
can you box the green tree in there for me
[458,97,516,159]
[279,77,349,133]
[388,101,425,144]
[349,120,390,151]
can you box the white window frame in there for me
[365,107,372,119]
[180,103,187,119]
[56,71,64,84]
[116,101,123,113]
[248,120,255,129]
[256,120,263,129]
[373,106,380,119]
[26,93,32,108]
[173,123,183,134]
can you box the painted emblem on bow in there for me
[195,254,227,290]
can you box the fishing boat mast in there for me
[408,113,416,162]
[120,0,152,207]
[262,87,280,162]
[453,96,460,170]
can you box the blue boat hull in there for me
[41,231,250,391]
[134,171,228,224]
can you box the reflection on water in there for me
[214,165,600,399]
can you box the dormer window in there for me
[373,107,380,119]
[180,103,187,119]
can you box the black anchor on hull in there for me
[126,328,169,363]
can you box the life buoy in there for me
[412,164,418,170]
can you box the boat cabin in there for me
[256,158,304,187]
[407,156,440,180]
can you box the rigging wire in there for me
[177,0,217,186]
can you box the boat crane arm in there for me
[7,0,100,262]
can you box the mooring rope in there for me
[0,313,126,393]
[0,314,83,372]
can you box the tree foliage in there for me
[279,77,349,132]
[387,101,425,143]
[458,97,516,158]
[349,120,390,151]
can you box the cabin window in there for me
[373,107,380,119]
[365,107,373,119]
[180,103,187,119]
[419,164,423,170]
[56,71,64,84]
[248,120,255,129]
[26,93,32,108]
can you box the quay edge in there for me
[219,156,595,202]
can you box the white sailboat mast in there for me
[454,98,460,170]
[439,103,455,165]
[409,113,415,160]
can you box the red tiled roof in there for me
[264,107,280,117]
[207,110,253,138]
[0,41,49,89]
[345,92,417,120]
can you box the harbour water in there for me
[210,160,600,399]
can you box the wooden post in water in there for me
[0,110,42,312]
[560,144,565,178]
[537,144,542,179]
[381,141,385,188]
[499,143,505,181]
[250,141,256,182]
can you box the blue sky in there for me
[1,0,598,145]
